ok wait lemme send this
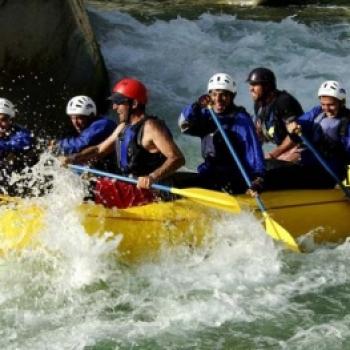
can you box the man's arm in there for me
[62,123,124,165]
[268,92,304,156]
[58,119,116,154]
[178,96,213,137]
[137,119,185,189]
[266,135,297,159]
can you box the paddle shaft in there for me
[68,164,243,212]
[69,165,173,193]
[299,133,350,197]
[207,107,267,213]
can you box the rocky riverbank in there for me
[0,0,109,137]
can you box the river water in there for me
[1,2,350,349]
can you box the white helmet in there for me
[207,73,237,94]
[66,95,97,116]
[318,80,346,101]
[0,98,15,118]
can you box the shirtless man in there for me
[62,78,184,208]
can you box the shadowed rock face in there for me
[241,0,349,5]
[237,0,314,4]
[0,0,109,138]
[222,0,264,4]
[161,0,349,6]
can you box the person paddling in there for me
[0,98,37,195]
[50,95,117,172]
[247,67,304,167]
[178,73,265,195]
[61,78,185,208]
[286,80,350,188]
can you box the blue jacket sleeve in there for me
[233,113,265,179]
[0,127,33,153]
[58,118,116,155]
[178,102,213,137]
[297,106,322,136]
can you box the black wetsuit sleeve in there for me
[274,92,304,122]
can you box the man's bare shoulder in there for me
[144,118,167,133]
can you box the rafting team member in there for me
[61,78,185,208]
[247,67,304,167]
[0,98,37,195]
[285,80,350,188]
[50,95,117,172]
[178,73,265,195]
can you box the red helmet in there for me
[110,78,148,105]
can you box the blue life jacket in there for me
[179,103,265,179]
[201,112,245,164]
[298,106,350,176]
[115,116,169,176]
[312,110,349,158]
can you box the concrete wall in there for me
[0,0,109,137]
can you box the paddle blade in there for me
[170,187,241,213]
[262,212,300,252]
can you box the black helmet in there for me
[246,67,276,88]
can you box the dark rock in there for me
[0,0,109,138]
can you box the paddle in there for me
[299,132,350,198]
[207,106,300,252]
[68,164,241,213]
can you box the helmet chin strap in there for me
[125,99,134,124]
